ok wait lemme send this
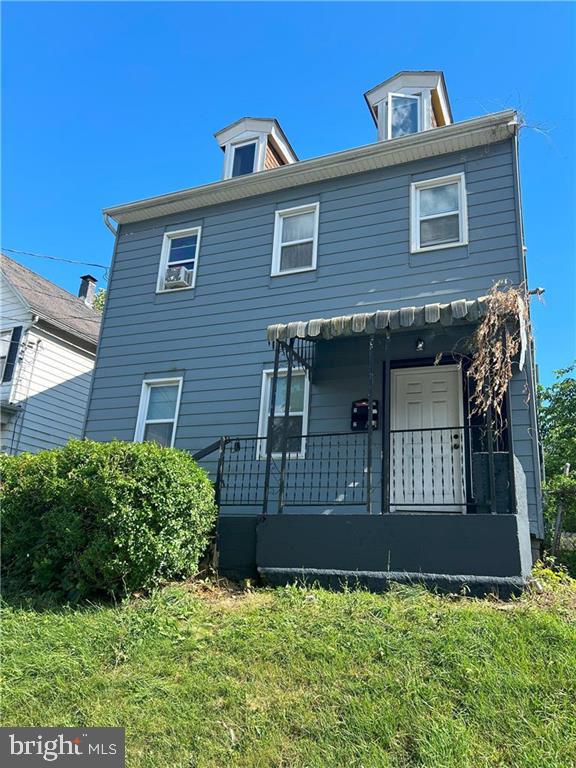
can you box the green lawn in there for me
[2,579,576,768]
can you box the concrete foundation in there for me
[218,511,533,595]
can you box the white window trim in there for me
[410,172,468,253]
[134,377,183,448]
[156,227,202,293]
[257,368,310,459]
[223,135,267,180]
[271,202,320,277]
[387,92,421,140]
[229,139,258,178]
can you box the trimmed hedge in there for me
[0,439,217,600]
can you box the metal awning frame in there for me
[267,297,489,345]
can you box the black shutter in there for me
[2,326,23,383]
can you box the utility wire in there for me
[2,247,109,271]
[1,315,101,324]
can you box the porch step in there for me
[258,567,528,599]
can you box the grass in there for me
[2,576,576,768]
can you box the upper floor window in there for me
[157,227,201,292]
[231,142,257,177]
[388,93,420,139]
[134,377,183,447]
[410,173,468,253]
[258,368,310,458]
[271,203,319,276]
[0,326,23,383]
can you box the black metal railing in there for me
[389,425,512,513]
[218,432,369,510]
[196,425,514,516]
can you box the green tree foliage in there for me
[92,287,106,312]
[0,440,217,601]
[538,363,576,477]
[539,364,576,554]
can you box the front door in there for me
[390,364,465,512]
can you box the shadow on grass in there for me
[0,577,122,614]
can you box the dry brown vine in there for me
[467,282,532,419]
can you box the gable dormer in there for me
[364,71,452,142]
[214,117,298,180]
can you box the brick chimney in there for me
[78,274,97,306]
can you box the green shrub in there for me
[1,439,217,601]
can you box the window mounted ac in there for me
[164,265,193,289]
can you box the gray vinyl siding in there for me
[85,137,543,535]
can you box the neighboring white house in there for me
[0,254,101,454]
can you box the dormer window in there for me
[231,141,257,177]
[215,118,298,180]
[364,71,452,143]
[388,93,420,138]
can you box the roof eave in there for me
[105,110,518,225]
[34,314,99,348]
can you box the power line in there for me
[1,315,101,324]
[2,247,109,271]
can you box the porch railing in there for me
[217,432,369,510]
[197,424,515,515]
[388,425,513,513]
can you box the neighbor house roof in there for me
[104,109,518,225]
[1,254,101,345]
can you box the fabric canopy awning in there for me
[267,296,489,343]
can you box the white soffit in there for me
[105,110,517,225]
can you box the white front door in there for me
[390,364,466,512]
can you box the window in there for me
[231,142,257,177]
[135,378,183,447]
[271,203,319,276]
[157,227,201,292]
[0,326,22,383]
[388,93,420,139]
[410,173,468,252]
[0,330,12,381]
[258,368,310,458]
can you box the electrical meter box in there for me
[351,399,379,431]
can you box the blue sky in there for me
[2,1,574,385]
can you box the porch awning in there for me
[267,296,489,343]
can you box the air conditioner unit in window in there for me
[164,266,194,289]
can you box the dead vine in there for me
[467,282,531,419]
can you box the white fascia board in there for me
[105,110,517,225]
[268,123,298,164]
[215,117,277,146]
[434,81,452,125]
[366,72,442,107]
